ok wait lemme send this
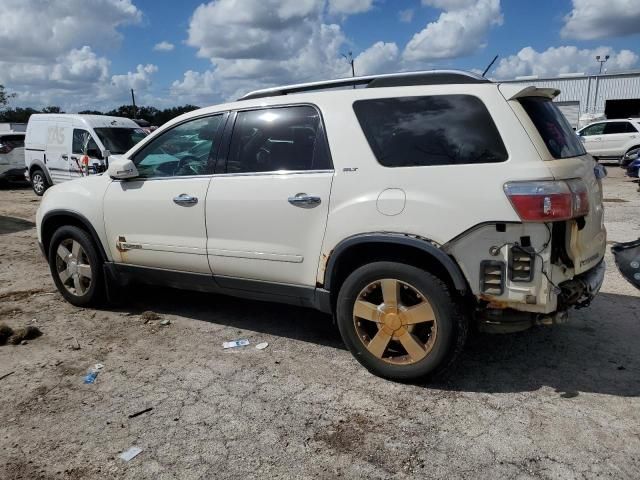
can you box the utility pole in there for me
[131,88,137,118]
[342,52,355,87]
[596,55,609,74]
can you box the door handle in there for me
[288,193,321,208]
[173,193,198,206]
[61,154,69,160]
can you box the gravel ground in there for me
[0,168,639,479]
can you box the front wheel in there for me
[31,169,49,196]
[336,262,467,382]
[48,226,104,307]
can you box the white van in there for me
[25,114,147,195]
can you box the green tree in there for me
[0,84,16,108]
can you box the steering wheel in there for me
[175,155,202,176]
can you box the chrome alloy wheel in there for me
[55,239,92,296]
[32,173,45,195]
[353,278,438,365]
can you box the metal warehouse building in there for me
[501,70,640,129]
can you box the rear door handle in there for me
[288,193,321,208]
[173,193,198,206]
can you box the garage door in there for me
[555,101,580,129]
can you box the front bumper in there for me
[0,167,28,182]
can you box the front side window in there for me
[580,123,605,136]
[132,115,223,178]
[353,95,508,167]
[72,129,100,157]
[226,106,331,174]
[519,97,586,159]
[94,127,147,155]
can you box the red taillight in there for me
[504,180,590,222]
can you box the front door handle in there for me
[173,193,198,206]
[61,154,69,160]
[288,193,321,208]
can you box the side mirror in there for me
[107,156,139,180]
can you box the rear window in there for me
[519,97,585,159]
[353,95,508,167]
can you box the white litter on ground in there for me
[119,446,143,461]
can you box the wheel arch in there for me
[323,233,469,306]
[29,161,53,184]
[41,210,108,263]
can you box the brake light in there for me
[504,180,590,222]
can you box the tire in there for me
[31,169,49,196]
[336,261,468,382]
[48,225,104,307]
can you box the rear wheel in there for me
[336,261,467,382]
[31,169,49,196]
[48,226,104,307]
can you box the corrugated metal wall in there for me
[501,72,640,115]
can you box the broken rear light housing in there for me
[504,179,589,222]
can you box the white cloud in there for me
[328,0,374,15]
[153,41,175,52]
[398,9,414,23]
[355,42,400,75]
[0,0,141,61]
[561,0,640,40]
[421,0,478,9]
[404,0,503,61]
[111,64,159,91]
[492,46,639,79]
[0,0,160,111]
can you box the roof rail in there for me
[238,70,489,101]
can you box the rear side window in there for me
[519,97,586,159]
[226,106,331,174]
[603,122,637,134]
[353,95,508,167]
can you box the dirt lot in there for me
[1,168,639,479]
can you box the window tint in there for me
[226,106,331,174]
[132,115,223,178]
[353,95,508,167]
[519,97,586,159]
[601,121,638,135]
[581,123,605,136]
[72,129,100,156]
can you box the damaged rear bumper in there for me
[478,260,605,333]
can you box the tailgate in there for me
[501,89,607,275]
[545,155,606,274]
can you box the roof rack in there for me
[238,70,490,101]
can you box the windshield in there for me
[519,97,586,159]
[94,127,147,154]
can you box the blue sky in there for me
[1,0,639,110]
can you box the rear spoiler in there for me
[498,84,560,101]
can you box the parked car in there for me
[36,70,607,382]
[576,118,640,165]
[25,114,147,195]
[625,153,640,178]
[0,130,26,184]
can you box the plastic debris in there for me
[128,407,153,418]
[255,342,269,350]
[223,339,250,349]
[119,446,143,462]
[160,319,171,326]
[83,363,104,384]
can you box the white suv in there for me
[577,118,640,164]
[36,71,607,382]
